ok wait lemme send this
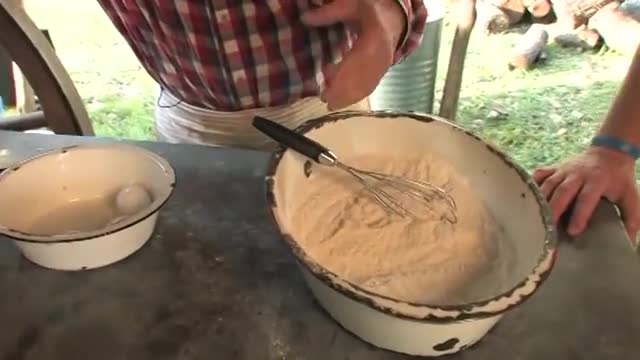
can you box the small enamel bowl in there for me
[265,111,557,357]
[0,144,175,271]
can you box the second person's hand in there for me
[533,147,640,242]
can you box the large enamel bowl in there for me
[265,111,557,357]
[0,144,175,271]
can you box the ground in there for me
[18,1,634,173]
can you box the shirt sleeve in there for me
[393,0,428,63]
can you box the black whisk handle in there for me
[252,116,331,163]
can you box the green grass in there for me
[20,1,632,172]
[24,0,157,140]
[87,93,155,139]
[435,24,629,171]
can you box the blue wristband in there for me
[591,135,640,160]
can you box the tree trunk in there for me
[523,0,552,18]
[553,0,583,29]
[508,24,549,70]
[477,2,511,34]
[494,0,526,23]
[590,2,640,55]
[476,0,525,34]
[553,26,601,49]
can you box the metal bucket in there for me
[369,0,444,114]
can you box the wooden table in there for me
[0,131,638,360]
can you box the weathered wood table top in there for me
[0,130,638,360]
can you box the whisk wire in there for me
[338,164,413,217]
[338,162,457,222]
[358,169,458,223]
[252,116,459,223]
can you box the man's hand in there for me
[533,147,640,242]
[301,0,407,110]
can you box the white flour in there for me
[290,154,513,305]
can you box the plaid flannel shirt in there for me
[98,0,427,111]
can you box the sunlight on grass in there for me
[87,94,155,140]
[435,23,628,171]
[24,0,157,140]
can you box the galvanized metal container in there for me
[369,0,444,114]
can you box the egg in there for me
[115,184,152,215]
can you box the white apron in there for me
[154,89,370,151]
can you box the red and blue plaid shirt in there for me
[98,0,427,111]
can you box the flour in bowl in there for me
[289,154,514,305]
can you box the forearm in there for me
[597,44,640,147]
[391,0,427,63]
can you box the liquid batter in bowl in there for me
[23,184,153,237]
[289,153,516,305]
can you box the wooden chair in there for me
[0,0,93,135]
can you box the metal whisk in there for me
[253,116,458,223]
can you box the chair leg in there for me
[439,0,477,121]
[0,1,94,135]
[0,111,47,131]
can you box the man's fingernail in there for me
[567,225,580,236]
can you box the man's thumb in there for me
[301,0,354,27]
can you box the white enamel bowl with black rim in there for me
[0,144,175,271]
[264,111,557,357]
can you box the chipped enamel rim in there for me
[265,110,558,322]
[0,144,176,244]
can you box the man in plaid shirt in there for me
[98,0,427,149]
